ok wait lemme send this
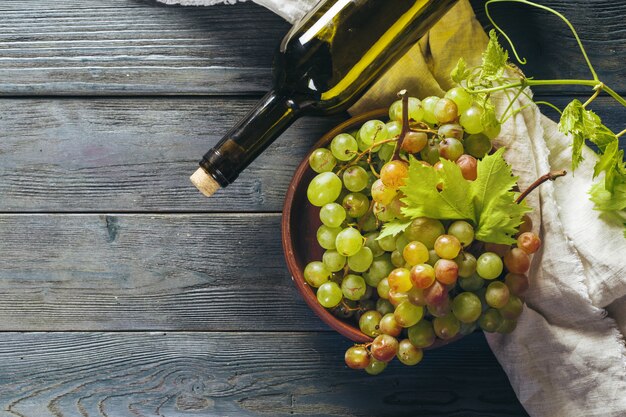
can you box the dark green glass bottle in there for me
[191,0,458,196]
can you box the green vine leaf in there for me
[480,30,509,82]
[378,220,412,240]
[451,57,471,84]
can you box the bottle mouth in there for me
[190,166,222,197]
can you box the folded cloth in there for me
[157,0,626,415]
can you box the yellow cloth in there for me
[349,0,488,114]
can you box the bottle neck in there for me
[200,90,300,187]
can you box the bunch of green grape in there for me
[304,88,541,375]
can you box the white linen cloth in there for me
[157,0,626,415]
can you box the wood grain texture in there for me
[0,97,620,213]
[0,332,528,417]
[0,213,333,331]
[0,98,341,212]
[0,0,623,95]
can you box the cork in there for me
[190,167,221,197]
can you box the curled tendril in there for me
[485,0,599,81]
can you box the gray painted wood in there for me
[0,332,527,417]
[0,98,342,212]
[0,0,623,95]
[0,97,619,213]
[0,213,330,331]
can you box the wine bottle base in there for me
[190,167,221,197]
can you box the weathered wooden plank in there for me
[0,0,623,95]
[0,213,331,331]
[0,97,620,213]
[0,98,342,212]
[0,331,527,417]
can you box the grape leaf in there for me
[378,220,412,240]
[481,98,499,130]
[589,180,626,237]
[480,30,509,81]
[400,148,530,245]
[401,158,474,221]
[451,57,471,84]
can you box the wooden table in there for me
[0,1,623,415]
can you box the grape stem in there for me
[516,170,567,203]
[392,90,410,161]
[616,129,626,139]
[337,138,398,175]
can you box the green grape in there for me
[365,255,394,287]
[476,252,504,280]
[371,334,399,362]
[499,295,524,320]
[394,301,424,328]
[341,274,367,301]
[377,233,397,252]
[459,321,478,336]
[433,314,461,340]
[419,141,440,165]
[423,280,447,306]
[316,282,343,308]
[438,123,464,140]
[395,234,410,253]
[342,166,369,192]
[386,121,402,138]
[404,218,445,249]
[348,247,374,273]
[427,249,440,266]
[342,193,370,218]
[459,105,484,134]
[438,137,464,161]
[322,250,346,273]
[359,120,389,148]
[360,212,378,232]
[309,148,337,173]
[421,96,440,125]
[388,268,412,293]
[307,172,342,207]
[459,273,485,292]
[434,259,459,285]
[345,345,370,369]
[434,235,462,259]
[364,233,384,257]
[485,281,510,308]
[504,273,529,296]
[304,261,331,288]
[361,284,374,300]
[403,241,429,266]
[427,298,451,317]
[376,298,395,316]
[332,299,355,320]
[389,97,424,122]
[365,358,387,375]
[434,98,459,124]
[371,178,397,205]
[388,193,408,221]
[401,131,428,154]
[410,263,436,289]
[465,133,492,159]
[407,287,427,306]
[455,252,477,278]
[317,225,341,250]
[320,203,346,228]
[377,277,391,299]
[335,227,364,257]
[330,133,358,161]
[448,221,475,247]
[397,339,423,366]
[444,86,472,113]
[408,320,436,348]
[373,202,395,222]
[451,292,482,323]
[479,308,503,332]
[359,298,376,312]
[456,154,478,181]
[359,310,382,337]
[388,289,409,307]
[391,250,404,268]
[503,248,531,274]
[497,319,518,334]
[378,142,396,163]
[380,160,408,189]
[484,122,502,140]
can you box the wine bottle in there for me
[191,0,458,197]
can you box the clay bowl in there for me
[282,109,460,347]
